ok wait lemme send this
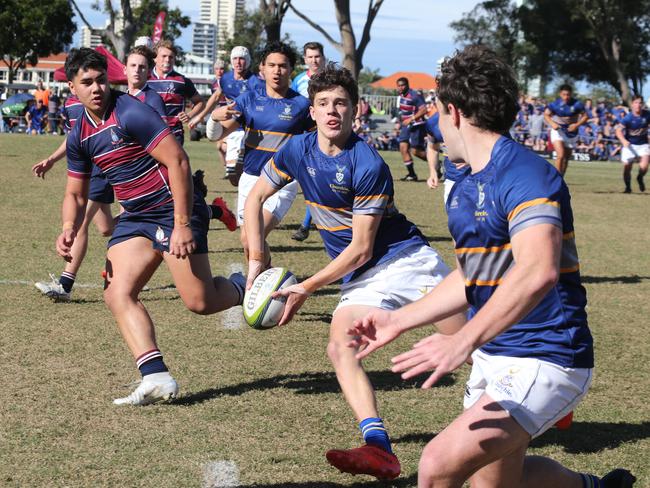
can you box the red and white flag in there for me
[152,11,166,43]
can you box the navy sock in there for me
[404,160,416,176]
[581,473,601,488]
[59,272,76,293]
[136,349,168,377]
[360,417,392,454]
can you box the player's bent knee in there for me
[183,296,212,315]
[418,442,465,486]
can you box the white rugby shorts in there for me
[237,172,298,225]
[226,131,245,162]
[550,128,577,148]
[621,143,650,163]
[335,244,451,312]
[463,348,593,438]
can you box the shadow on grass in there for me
[173,370,455,406]
[237,474,418,487]
[592,190,649,196]
[531,421,650,453]
[299,312,332,324]
[581,275,650,284]
[391,421,650,455]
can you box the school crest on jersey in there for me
[110,128,124,146]
[307,166,317,177]
[476,182,486,209]
[279,104,293,121]
[335,164,345,183]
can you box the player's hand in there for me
[211,102,240,122]
[169,225,196,258]
[56,229,76,262]
[178,111,190,124]
[188,116,201,129]
[427,174,439,189]
[272,283,311,326]
[246,259,265,290]
[391,332,472,389]
[32,158,55,178]
[347,309,403,359]
[623,140,630,147]
[567,123,577,132]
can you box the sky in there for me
[70,0,479,77]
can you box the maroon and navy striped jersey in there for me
[66,90,172,213]
[128,84,167,119]
[148,67,199,137]
[398,88,425,126]
[62,95,84,132]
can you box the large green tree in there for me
[451,0,650,104]
[69,0,190,62]
[0,0,76,83]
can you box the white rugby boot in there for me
[35,273,71,302]
[113,372,179,406]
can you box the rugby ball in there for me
[243,267,297,329]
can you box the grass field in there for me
[0,133,649,487]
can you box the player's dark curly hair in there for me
[64,48,107,82]
[260,41,297,68]
[308,62,359,107]
[436,45,519,134]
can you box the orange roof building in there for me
[370,71,438,91]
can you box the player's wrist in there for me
[174,214,191,227]
[248,249,265,262]
[62,221,76,232]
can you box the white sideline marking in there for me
[0,279,176,292]
[222,263,245,330]
[203,460,240,487]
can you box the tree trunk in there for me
[334,0,359,77]
[264,20,282,43]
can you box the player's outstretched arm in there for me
[57,176,89,261]
[32,138,67,178]
[402,223,562,388]
[149,134,195,258]
[348,267,468,359]
[244,178,279,289]
[189,90,222,129]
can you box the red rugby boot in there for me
[326,444,400,480]
[211,196,237,231]
[555,411,573,430]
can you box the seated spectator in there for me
[376,131,391,151]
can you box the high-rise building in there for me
[192,22,218,62]
[80,26,103,49]
[193,0,245,62]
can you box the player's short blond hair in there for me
[153,39,177,56]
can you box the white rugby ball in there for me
[243,267,297,329]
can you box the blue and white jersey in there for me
[446,136,593,368]
[617,110,650,145]
[233,88,314,176]
[262,131,429,283]
[66,91,172,214]
[425,113,468,182]
[290,70,311,98]
[220,70,255,101]
[546,97,585,138]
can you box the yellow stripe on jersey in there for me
[507,198,559,221]
[269,158,291,181]
[455,243,512,254]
